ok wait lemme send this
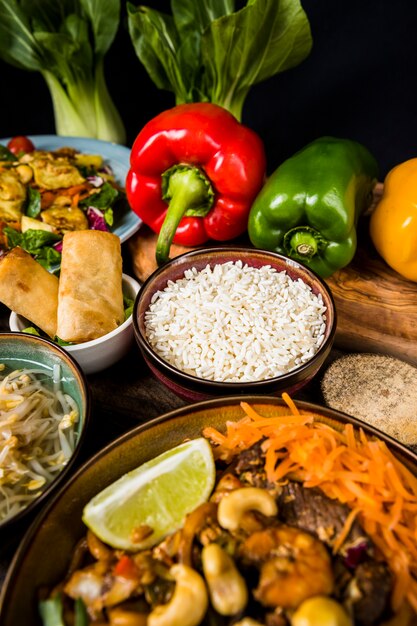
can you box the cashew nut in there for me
[147,564,208,626]
[217,487,278,531]
[202,543,248,615]
[107,608,148,625]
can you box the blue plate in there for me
[0,135,142,243]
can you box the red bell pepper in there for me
[126,103,266,265]
[113,554,139,579]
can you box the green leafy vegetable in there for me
[104,207,114,226]
[0,0,126,143]
[35,246,62,270]
[39,594,65,626]
[3,227,22,249]
[3,227,61,270]
[4,227,61,253]
[39,594,88,626]
[123,295,134,320]
[0,144,17,162]
[23,326,74,345]
[74,598,89,626]
[80,181,119,210]
[127,0,313,121]
[25,188,42,218]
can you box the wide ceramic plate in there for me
[1,396,416,625]
[0,135,142,243]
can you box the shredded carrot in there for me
[332,506,361,554]
[203,396,417,615]
[40,190,56,209]
[65,183,91,196]
[281,391,300,415]
[71,192,80,208]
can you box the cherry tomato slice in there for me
[7,135,35,155]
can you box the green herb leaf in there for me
[54,336,74,346]
[35,245,62,270]
[23,324,74,345]
[104,207,114,226]
[123,295,134,320]
[0,144,17,161]
[80,182,119,209]
[3,226,61,270]
[4,224,60,250]
[25,187,42,218]
[19,229,61,254]
[3,226,22,248]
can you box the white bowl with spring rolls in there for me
[4,231,141,374]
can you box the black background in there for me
[1,0,416,178]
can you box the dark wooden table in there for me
[0,294,341,592]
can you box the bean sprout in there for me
[0,365,80,522]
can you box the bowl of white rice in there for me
[133,247,336,401]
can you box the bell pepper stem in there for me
[283,226,326,260]
[156,166,213,266]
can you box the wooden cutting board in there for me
[128,186,417,365]
[326,191,417,365]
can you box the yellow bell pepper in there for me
[370,158,417,281]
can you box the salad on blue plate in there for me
[0,135,141,271]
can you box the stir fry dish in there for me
[0,138,125,270]
[0,364,79,522]
[38,397,417,626]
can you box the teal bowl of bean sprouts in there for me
[0,332,90,530]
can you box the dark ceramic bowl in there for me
[1,396,417,625]
[133,247,336,401]
[0,333,90,531]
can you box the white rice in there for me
[144,261,327,383]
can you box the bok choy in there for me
[127,0,313,122]
[0,0,126,144]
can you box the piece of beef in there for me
[234,440,269,488]
[277,481,369,551]
[346,560,393,625]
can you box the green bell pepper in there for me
[247,136,378,278]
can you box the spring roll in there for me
[57,230,124,343]
[0,246,58,338]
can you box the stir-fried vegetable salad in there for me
[37,397,417,625]
[0,138,126,271]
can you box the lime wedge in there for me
[82,437,215,551]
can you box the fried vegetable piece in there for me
[0,246,58,337]
[29,152,85,189]
[41,207,89,234]
[0,168,26,221]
